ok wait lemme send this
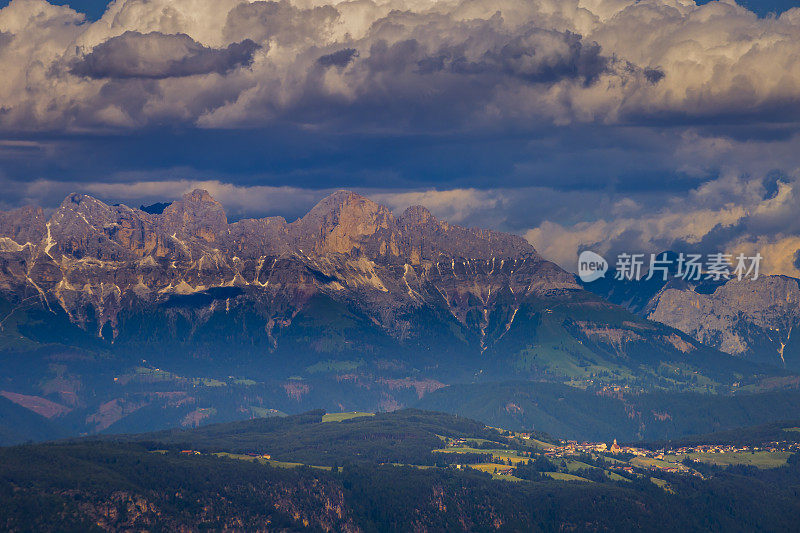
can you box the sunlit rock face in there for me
[0,189,732,387]
[0,189,552,336]
[646,276,800,370]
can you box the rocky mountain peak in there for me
[0,188,544,265]
[400,205,435,226]
[0,205,46,245]
[183,189,218,205]
[161,189,227,243]
[300,191,385,223]
[60,191,114,211]
[55,193,120,226]
[290,190,398,256]
[59,193,84,207]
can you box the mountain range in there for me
[585,269,800,372]
[0,190,795,440]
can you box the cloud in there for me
[318,48,359,68]
[70,31,260,79]
[2,0,800,279]
[7,0,799,131]
[730,236,800,278]
[642,66,665,84]
[526,204,748,271]
[370,188,506,224]
[1,177,330,221]
[360,25,609,84]
[522,171,800,277]
[1,177,508,225]
[5,170,800,278]
[223,0,340,47]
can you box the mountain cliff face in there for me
[582,268,800,372]
[0,190,786,436]
[0,189,570,358]
[646,276,800,371]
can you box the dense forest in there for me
[641,419,800,449]
[417,381,800,441]
[2,410,800,531]
[111,409,500,466]
[3,441,800,532]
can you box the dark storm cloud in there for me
[318,48,358,68]
[643,67,665,85]
[70,31,260,79]
[359,27,609,84]
[275,20,624,135]
[428,30,607,85]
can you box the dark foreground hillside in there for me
[0,442,725,532]
[2,410,800,532]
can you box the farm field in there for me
[433,446,531,464]
[649,477,675,493]
[544,472,592,482]
[664,451,792,469]
[321,412,375,422]
[631,456,681,469]
[215,452,332,470]
[467,462,523,480]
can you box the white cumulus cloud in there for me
[0,0,799,131]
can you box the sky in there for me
[2,0,800,276]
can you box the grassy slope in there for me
[487,290,779,392]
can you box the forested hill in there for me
[3,409,800,531]
[0,395,67,445]
[641,419,800,449]
[112,409,503,466]
[416,381,800,441]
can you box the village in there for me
[173,414,800,485]
[443,430,800,479]
[540,436,800,460]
